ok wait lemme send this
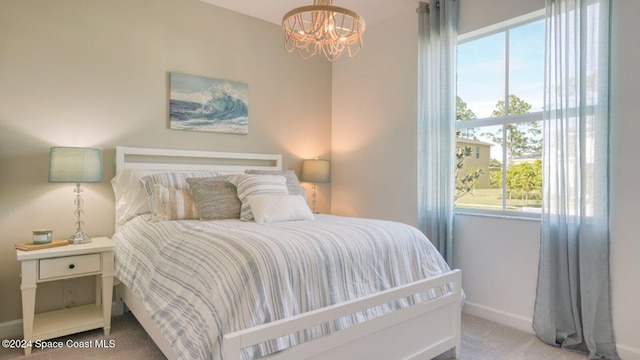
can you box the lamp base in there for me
[69,232,92,245]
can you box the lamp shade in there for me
[49,147,103,183]
[301,159,330,183]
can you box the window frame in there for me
[455,9,545,220]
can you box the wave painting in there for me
[169,72,248,134]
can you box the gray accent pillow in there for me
[186,176,241,220]
[244,169,306,199]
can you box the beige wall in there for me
[332,0,640,358]
[331,9,419,225]
[0,0,331,325]
[609,1,640,356]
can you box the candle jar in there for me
[33,229,53,244]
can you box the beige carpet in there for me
[0,312,588,359]
[434,314,588,360]
[0,313,165,360]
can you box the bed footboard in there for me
[223,270,462,360]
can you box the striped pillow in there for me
[140,172,220,215]
[151,184,198,221]
[244,169,307,199]
[248,194,314,223]
[227,174,289,221]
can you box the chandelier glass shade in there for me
[282,0,365,62]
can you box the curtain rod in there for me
[417,0,455,14]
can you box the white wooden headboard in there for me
[115,146,282,175]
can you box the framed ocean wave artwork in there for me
[169,72,248,134]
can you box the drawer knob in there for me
[68,264,75,269]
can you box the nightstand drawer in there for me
[39,254,101,280]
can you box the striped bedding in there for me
[113,214,452,360]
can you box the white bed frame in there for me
[114,146,462,360]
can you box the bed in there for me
[111,146,462,360]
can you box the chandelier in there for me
[282,0,366,62]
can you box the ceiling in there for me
[200,0,417,27]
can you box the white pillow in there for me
[227,174,289,221]
[111,169,157,228]
[244,169,307,200]
[247,194,314,224]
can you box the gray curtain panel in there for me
[533,0,619,359]
[417,0,458,265]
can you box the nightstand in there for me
[16,237,114,355]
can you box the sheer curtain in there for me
[533,0,619,359]
[417,0,458,265]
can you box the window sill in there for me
[454,209,541,222]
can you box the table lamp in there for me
[301,158,330,213]
[48,147,102,244]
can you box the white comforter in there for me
[113,214,452,360]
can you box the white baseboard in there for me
[463,301,640,359]
[0,318,22,339]
[617,344,640,360]
[462,301,534,335]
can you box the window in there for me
[455,11,545,217]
